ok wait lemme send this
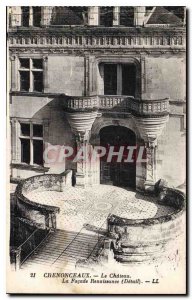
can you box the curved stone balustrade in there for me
[15,171,185,266]
[107,188,185,264]
[63,95,170,116]
[128,98,169,116]
[15,171,72,229]
[108,188,185,227]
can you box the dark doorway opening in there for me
[100,126,136,188]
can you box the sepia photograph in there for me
[6,3,186,294]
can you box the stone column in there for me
[88,7,99,25]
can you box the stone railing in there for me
[8,32,185,49]
[63,95,170,115]
[106,188,185,264]
[15,170,72,228]
[12,170,72,270]
[64,96,99,110]
[99,95,133,109]
[128,97,169,116]
[10,216,51,270]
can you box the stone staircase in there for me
[22,229,100,271]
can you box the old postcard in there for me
[7,5,186,294]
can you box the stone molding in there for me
[8,26,186,50]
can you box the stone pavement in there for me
[27,185,176,232]
[22,185,177,271]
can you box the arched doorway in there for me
[99,126,136,189]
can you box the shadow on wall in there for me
[31,96,75,171]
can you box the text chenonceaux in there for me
[43,272,132,279]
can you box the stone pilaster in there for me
[134,7,146,26]
[74,131,89,187]
[41,6,54,26]
[88,7,99,25]
[144,139,157,191]
[113,7,120,26]
[10,6,21,27]
[134,115,169,191]
[43,56,48,92]
[10,55,17,91]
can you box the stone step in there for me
[22,229,100,270]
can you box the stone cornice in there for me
[9,47,185,56]
[8,27,186,51]
[8,26,186,36]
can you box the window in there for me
[51,7,88,25]
[100,7,113,26]
[120,7,134,26]
[21,6,41,27]
[103,63,136,96]
[21,7,30,27]
[122,64,136,96]
[19,58,43,92]
[20,123,44,165]
[33,7,41,27]
[104,64,117,95]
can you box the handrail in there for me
[86,219,107,260]
[18,215,51,249]
[11,215,52,269]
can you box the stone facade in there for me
[8,6,186,191]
